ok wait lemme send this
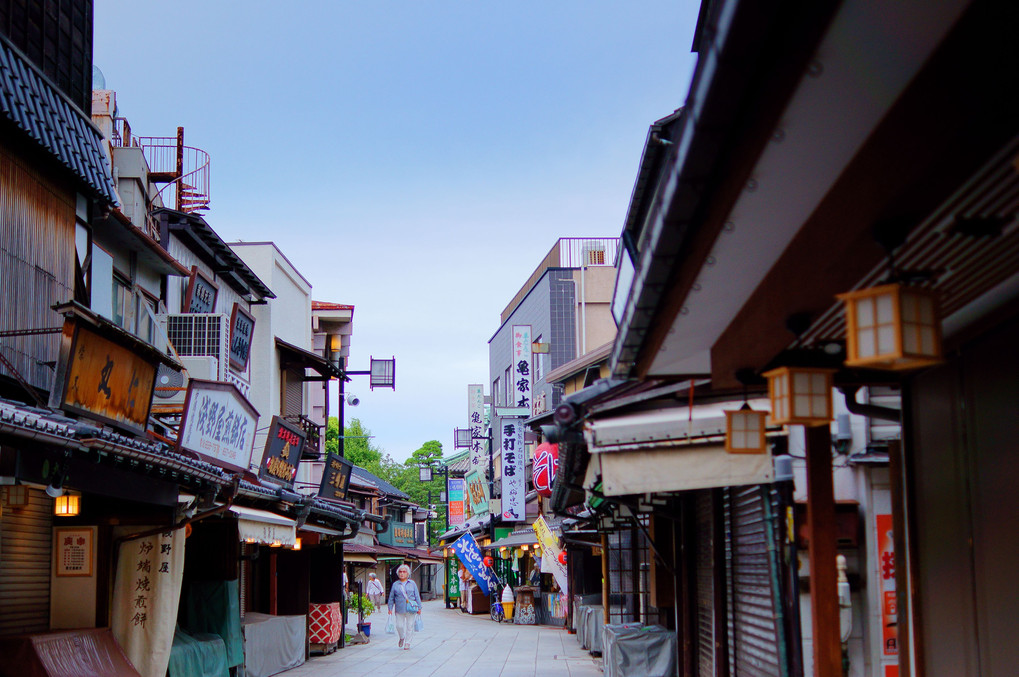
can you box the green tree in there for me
[400,440,448,544]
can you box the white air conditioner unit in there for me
[153,356,220,407]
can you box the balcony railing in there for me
[284,414,323,460]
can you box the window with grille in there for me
[166,314,223,357]
[606,521,651,624]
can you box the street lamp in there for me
[419,461,451,607]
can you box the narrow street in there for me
[287,600,602,677]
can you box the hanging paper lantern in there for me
[557,551,567,565]
[532,442,559,498]
[483,556,494,568]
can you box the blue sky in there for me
[94,1,701,461]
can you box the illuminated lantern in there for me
[838,283,942,370]
[557,551,567,565]
[532,442,559,498]
[483,556,494,568]
[763,366,834,426]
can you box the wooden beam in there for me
[805,425,840,677]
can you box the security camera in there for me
[346,393,360,406]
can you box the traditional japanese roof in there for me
[350,465,410,500]
[311,301,355,311]
[0,37,118,205]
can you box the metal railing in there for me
[284,414,323,459]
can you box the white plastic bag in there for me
[386,616,396,634]
[415,615,423,632]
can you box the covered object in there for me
[0,628,141,677]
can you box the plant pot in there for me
[357,622,371,637]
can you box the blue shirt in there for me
[388,579,421,613]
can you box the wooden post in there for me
[805,425,841,677]
[269,550,278,615]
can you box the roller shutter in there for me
[0,488,54,635]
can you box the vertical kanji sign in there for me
[511,325,532,410]
[877,514,898,660]
[468,384,485,473]
[500,417,525,521]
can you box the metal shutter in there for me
[283,366,304,418]
[0,488,54,635]
[726,485,786,676]
[695,490,717,676]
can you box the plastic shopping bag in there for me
[386,616,396,634]
[415,615,423,632]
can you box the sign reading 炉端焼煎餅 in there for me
[177,380,258,474]
[447,477,465,526]
[182,266,218,314]
[229,303,255,371]
[257,415,305,490]
[318,453,354,502]
[511,325,532,410]
[500,417,525,521]
[51,321,158,435]
[468,384,485,473]
[465,468,489,517]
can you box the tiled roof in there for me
[0,37,118,205]
[350,465,409,499]
[311,301,354,311]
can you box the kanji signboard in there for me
[500,417,525,521]
[177,379,258,474]
[257,416,305,489]
[511,325,532,410]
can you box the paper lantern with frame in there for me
[838,283,942,370]
[725,406,768,454]
[763,366,834,426]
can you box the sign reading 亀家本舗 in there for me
[177,380,258,474]
[468,384,485,473]
[465,468,489,516]
[257,415,305,489]
[511,325,532,410]
[447,477,466,525]
[450,532,499,596]
[533,516,568,595]
[500,417,525,521]
[50,320,159,435]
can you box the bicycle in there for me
[489,573,507,623]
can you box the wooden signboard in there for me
[229,303,255,371]
[182,266,218,314]
[177,379,259,474]
[51,321,158,434]
[318,452,354,502]
[257,416,305,489]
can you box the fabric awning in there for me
[344,553,377,565]
[230,505,297,547]
[488,531,540,551]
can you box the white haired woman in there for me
[366,572,385,610]
[387,564,422,650]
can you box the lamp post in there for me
[419,462,451,608]
[329,355,396,647]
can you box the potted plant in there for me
[352,592,375,636]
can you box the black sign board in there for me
[229,303,255,371]
[318,452,354,502]
[182,266,218,314]
[258,415,305,489]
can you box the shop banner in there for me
[877,514,898,658]
[468,384,486,473]
[465,468,489,516]
[447,477,465,525]
[533,516,568,595]
[451,532,499,596]
[447,560,461,599]
[511,325,532,410]
[500,417,525,521]
[111,528,186,677]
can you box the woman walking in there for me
[387,564,422,650]
[366,573,385,611]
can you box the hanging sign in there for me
[532,442,559,498]
[447,560,461,599]
[877,514,898,658]
[177,379,258,473]
[500,417,525,521]
[450,532,500,597]
[229,303,255,371]
[511,325,532,409]
[447,477,466,526]
[182,265,218,314]
[533,516,568,594]
[465,468,489,516]
[318,452,354,502]
[51,321,158,434]
[111,528,186,677]
[257,416,305,489]
[468,384,486,473]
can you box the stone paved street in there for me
[285,599,602,677]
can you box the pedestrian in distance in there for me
[367,572,385,611]
[387,564,422,650]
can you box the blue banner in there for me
[450,532,499,596]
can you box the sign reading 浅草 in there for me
[257,416,305,489]
[177,380,258,474]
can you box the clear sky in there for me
[94,1,701,462]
